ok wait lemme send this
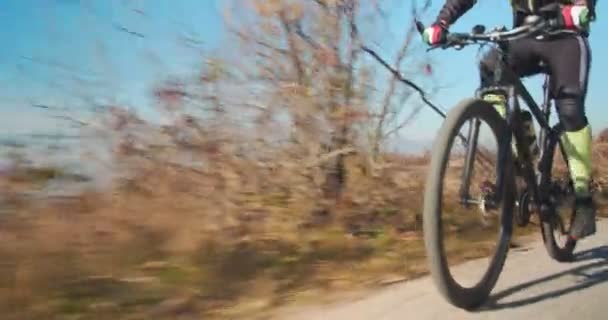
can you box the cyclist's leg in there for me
[541,34,595,239]
[479,48,510,117]
[478,40,541,159]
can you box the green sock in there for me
[483,94,517,156]
[561,125,592,197]
[483,94,507,118]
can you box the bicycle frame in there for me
[459,42,572,215]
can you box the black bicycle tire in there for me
[423,98,516,310]
[540,141,577,262]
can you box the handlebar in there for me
[416,16,562,51]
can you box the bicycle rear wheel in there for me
[540,138,577,262]
[423,98,516,310]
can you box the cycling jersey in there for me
[436,0,590,27]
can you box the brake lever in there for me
[426,43,464,51]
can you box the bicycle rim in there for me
[423,98,516,310]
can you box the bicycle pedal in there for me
[478,195,498,216]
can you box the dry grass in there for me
[0,150,430,319]
[2,137,607,319]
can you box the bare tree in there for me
[214,0,435,202]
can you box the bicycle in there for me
[418,15,589,309]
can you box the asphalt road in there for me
[277,219,608,320]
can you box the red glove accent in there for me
[561,5,576,29]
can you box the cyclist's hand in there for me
[422,22,449,46]
[560,5,592,30]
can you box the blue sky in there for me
[0,0,224,136]
[1,0,607,149]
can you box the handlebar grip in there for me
[446,33,467,40]
[445,33,468,43]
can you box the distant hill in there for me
[597,128,608,143]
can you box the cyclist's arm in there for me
[436,0,477,26]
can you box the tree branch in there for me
[305,146,356,168]
[278,9,306,85]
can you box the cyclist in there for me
[422,1,596,240]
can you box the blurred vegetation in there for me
[2,1,608,319]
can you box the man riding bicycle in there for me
[422,0,596,240]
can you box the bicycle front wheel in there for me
[423,98,516,310]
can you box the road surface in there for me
[276,219,608,320]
